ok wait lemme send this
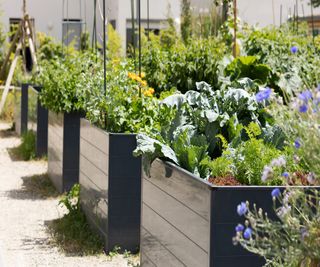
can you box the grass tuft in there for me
[47,209,104,256]
[47,184,104,256]
[22,173,60,199]
[10,130,36,160]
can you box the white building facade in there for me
[0,0,180,50]
[1,0,319,49]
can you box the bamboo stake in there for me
[0,43,21,114]
[233,0,237,58]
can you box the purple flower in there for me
[291,46,298,54]
[298,90,312,102]
[256,87,272,103]
[282,172,289,178]
[271,188,281,198]
[243,228,252,239]
[299,104,308,113]
[235,224,245,232]
[237,202,247,216]
[294,139,301,149]
[317,84,320,91]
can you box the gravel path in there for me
[0,122,135,267]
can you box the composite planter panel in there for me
[48,111,81,193]
[14,84,48,157]
[27,86,48,157]
[14,83,28,135]
[141,160,316,267]
[79,119,141,253]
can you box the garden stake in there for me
[137,0,142,97]
[233,0,237,58]
[296,0,299,33]
[311,0,315,42]
[103,0,107,129]
[131,0,136,72]
[147,0,150,41]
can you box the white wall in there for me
[0,0,98,43]
[238,0,320,27]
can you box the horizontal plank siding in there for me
[141,160,211,267]
[80,119,109,245]
[48,111,63,192]
[80,120,141,253]
[27,87,38,133]
[14,93,21,135]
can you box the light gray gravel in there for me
[0,122,137,267]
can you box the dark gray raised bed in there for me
[79,119,141,253]
[141,160,316,267]
[48,111,82,193]
[14,83,48,157]
[14,83,28,135]
[27,86,48,157]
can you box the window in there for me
[62,19,83,50]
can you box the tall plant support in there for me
[92,0,98,55]
[233,0,237,58]
[137,0,142,97]
[102,0,107,129]
[0,0,37,114]
[311,0,315,42]
[131,0,136,71]
[147,0,150,41]
[296,0,299,33]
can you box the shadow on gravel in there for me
[0,126,15,138]
[6,173,60,200]
[7,146,24,161]
[19,236,53,251]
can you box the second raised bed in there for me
[79,119,141,253]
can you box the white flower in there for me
[261,166,273,182]
[271,156,286,167]
[277,205,291,218]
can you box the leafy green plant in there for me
[225,56,272,84]
[134,82,270,179]
[203,156,233,178]
[36,51,97,113]
[142,37,227,94]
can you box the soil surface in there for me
[0,122,137,267]
[209,175,242,186]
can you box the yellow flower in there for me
[140,80,147,87]
[148,88,155,94]
[140,72,146,79]
[143,91,152,97]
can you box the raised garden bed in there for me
[14,83,48,157]
[79,119,141,253]
[48,111,82,193]
[14,83,28,135]
[141,159,316,267]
